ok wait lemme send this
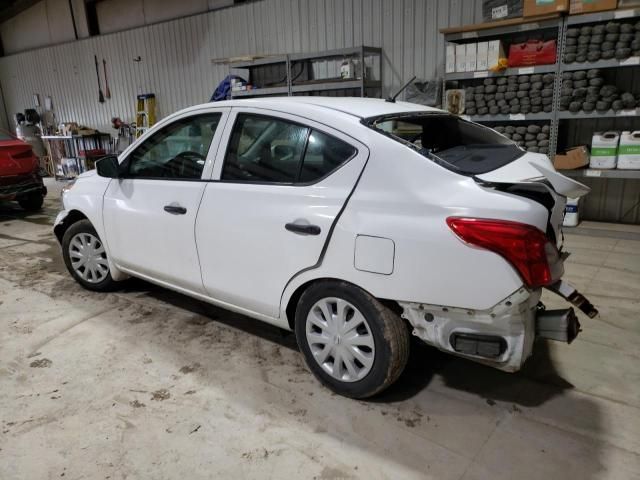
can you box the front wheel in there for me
[295,280,410,399]
[61,220,118,291]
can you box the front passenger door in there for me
[103,109,228,293]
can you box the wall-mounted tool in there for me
[103,59,111,99]
[94,55,105,103]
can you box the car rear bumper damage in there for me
[399,282,596,372]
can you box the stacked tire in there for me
[559,69,638,113]
[464,73,555,116]
[493,124,551,154]
[564,21,640,64]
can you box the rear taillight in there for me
[446,217,556,289]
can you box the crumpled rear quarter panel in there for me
[286,138,550,312]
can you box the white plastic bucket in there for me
[563,197,580,227]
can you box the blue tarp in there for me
[210,75,245,102]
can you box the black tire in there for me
[18,192,44,211]
[294,280,410,399]
[61,219,118,292]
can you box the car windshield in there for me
[367,113,525,175]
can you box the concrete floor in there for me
[1,178,639,480]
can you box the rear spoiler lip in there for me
[529,162,591,198]
[473,163,591,199]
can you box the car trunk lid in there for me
[475,151,590,198]
[475,151,589,249]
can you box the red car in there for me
[0,129,47,211]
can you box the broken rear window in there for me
[366,113,525,175]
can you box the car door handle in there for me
[285,222,321,235]
[164,205,187,215]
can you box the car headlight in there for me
[61,180,76,198]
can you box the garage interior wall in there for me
[0,84,8,131]
[96,0,235,35]
[0,0,635,223]
[0,0,482,134]
[0,0,89,54]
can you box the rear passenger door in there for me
[195,108,368,319]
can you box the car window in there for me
[373,119,422,142]
[221,114,309,183]
[299,130,356,183]
[221,113,356,184]
[370,114,523,175]
[126,113,221,179]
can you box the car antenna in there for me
[386,76,416,103]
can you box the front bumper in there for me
[53,209,70,243]
[54,209,69,229]
[400,281,595,372]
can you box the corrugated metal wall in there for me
[1,0,637,224]
[580,178,640,224]
[560,104,640,224]
[0,0,483,133]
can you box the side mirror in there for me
[96,155,121,178]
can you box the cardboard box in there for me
[553,146,590,170]
[487,40,507,70]
[476,42,489,71]
[569,0,618,14]
[446,44,456,73]
[482,0,524,21]
[524,0,569,16]
[455,44,466,72]
[465,43,478,72]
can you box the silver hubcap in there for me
[305,297,375,382]
[68,232,109,284]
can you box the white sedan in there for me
[55,97,597,398]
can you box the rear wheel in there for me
[18,192,44,211]
[295,280,410,398]
[62,220,117,291]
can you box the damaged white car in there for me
[54,97,597,398]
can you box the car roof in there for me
[187,96,444,120]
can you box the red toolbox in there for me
[508,40,557,67]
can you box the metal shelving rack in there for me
[441,8,640,170]
[229,46,382,99]
[443,16,563,41]
[442,14,566,158]
[556,7,640,182]
[42,133,113,179]
[557,108,640,119]
[562,168,640,179]
[562,56,640,71]
[564,7,640,24]
[445,64,557,81]
[461,112,554,123]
